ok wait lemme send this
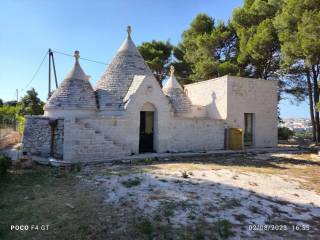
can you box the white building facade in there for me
[22,27,278,162]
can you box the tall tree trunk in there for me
[306,69,316,141]
[312,65,320,142]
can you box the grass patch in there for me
[0,166,115,240]
[121,177,143,188]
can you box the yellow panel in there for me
[228,128,243,150]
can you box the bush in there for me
[278,127,294,140]
[0,155,11,176]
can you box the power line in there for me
[52,50,108,65]
[21,51,48,93]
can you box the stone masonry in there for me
[22,27,278,162]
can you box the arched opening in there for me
[139,102,156,153]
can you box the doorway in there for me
[139,111,154,153]
[244,113,254,147]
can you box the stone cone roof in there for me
[45,51,97,111]
[95,27,154,110]
[163,66,192,114]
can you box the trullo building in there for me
[22,27,278,162]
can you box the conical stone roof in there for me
[163,66,192,114]
[95,26,154,110]
[45,51,97,111]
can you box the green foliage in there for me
[275,0,320,66]
[121,177,142,188]
[275,0,320,141]
[0,105,18,125]
[214,219,233,239]
[232,0,283,79]
[19,88,44,116]
[0,99,3,107]
[181,14,239,81]
[17,115,25,135]
[172,44,193,84]
[0,155,11,176]
[138,40,173,84]
[71,162,81,172]
[278,127,294,140]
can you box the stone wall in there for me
[185,76,228,119]
[53,120,64,159]
[169,117,224,152]
[226,77,278,147]
[22,116,64,158]
[185,75,278,148]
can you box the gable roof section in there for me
[123,75,145,104]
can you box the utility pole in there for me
[48,48,52,99]
[48,48,58,99]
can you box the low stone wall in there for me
[22,116,64,158]
[169,117,225,152]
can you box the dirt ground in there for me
[0,131,21,149]
[1,150,319,239]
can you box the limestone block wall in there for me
[226,77,278,147]
[168,117,225,152]
[63,117,131,162]
[184,76,228,119]
[22,116,64,158]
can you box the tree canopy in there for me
[138,40,173,85]
[231,0,283,79]
[19,88,45,116]
[181,14,238,81]
[275,0,320,141]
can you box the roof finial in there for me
[127,25,132,37]
[74,50,80,62]
[170,65,175,76]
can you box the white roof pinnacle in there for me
[163,65,183,91]
[65,50,90,81]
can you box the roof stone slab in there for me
[163,66,192,113]
[95,28,154,110]
[44,51,97,111]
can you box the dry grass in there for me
[142,152,320,193]
[0,131,21,149]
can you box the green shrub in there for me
[17,115,25,135]
[278,127,294,140]
[121,177,142,188]
[214,219,233,239]
[72,162,82,172]
[181,171,189,178]
[0,155,11,176]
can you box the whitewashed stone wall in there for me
[226,76,278,147]
[185,75,278,147]
[72,74,225,160]
[27,73,276,162]
[168,117,224,152]
[185,76,228,119]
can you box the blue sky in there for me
[0,0,309,119]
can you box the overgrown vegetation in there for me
[278,127,294,140]
[0,88,44,136]
[0,155,11,176]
